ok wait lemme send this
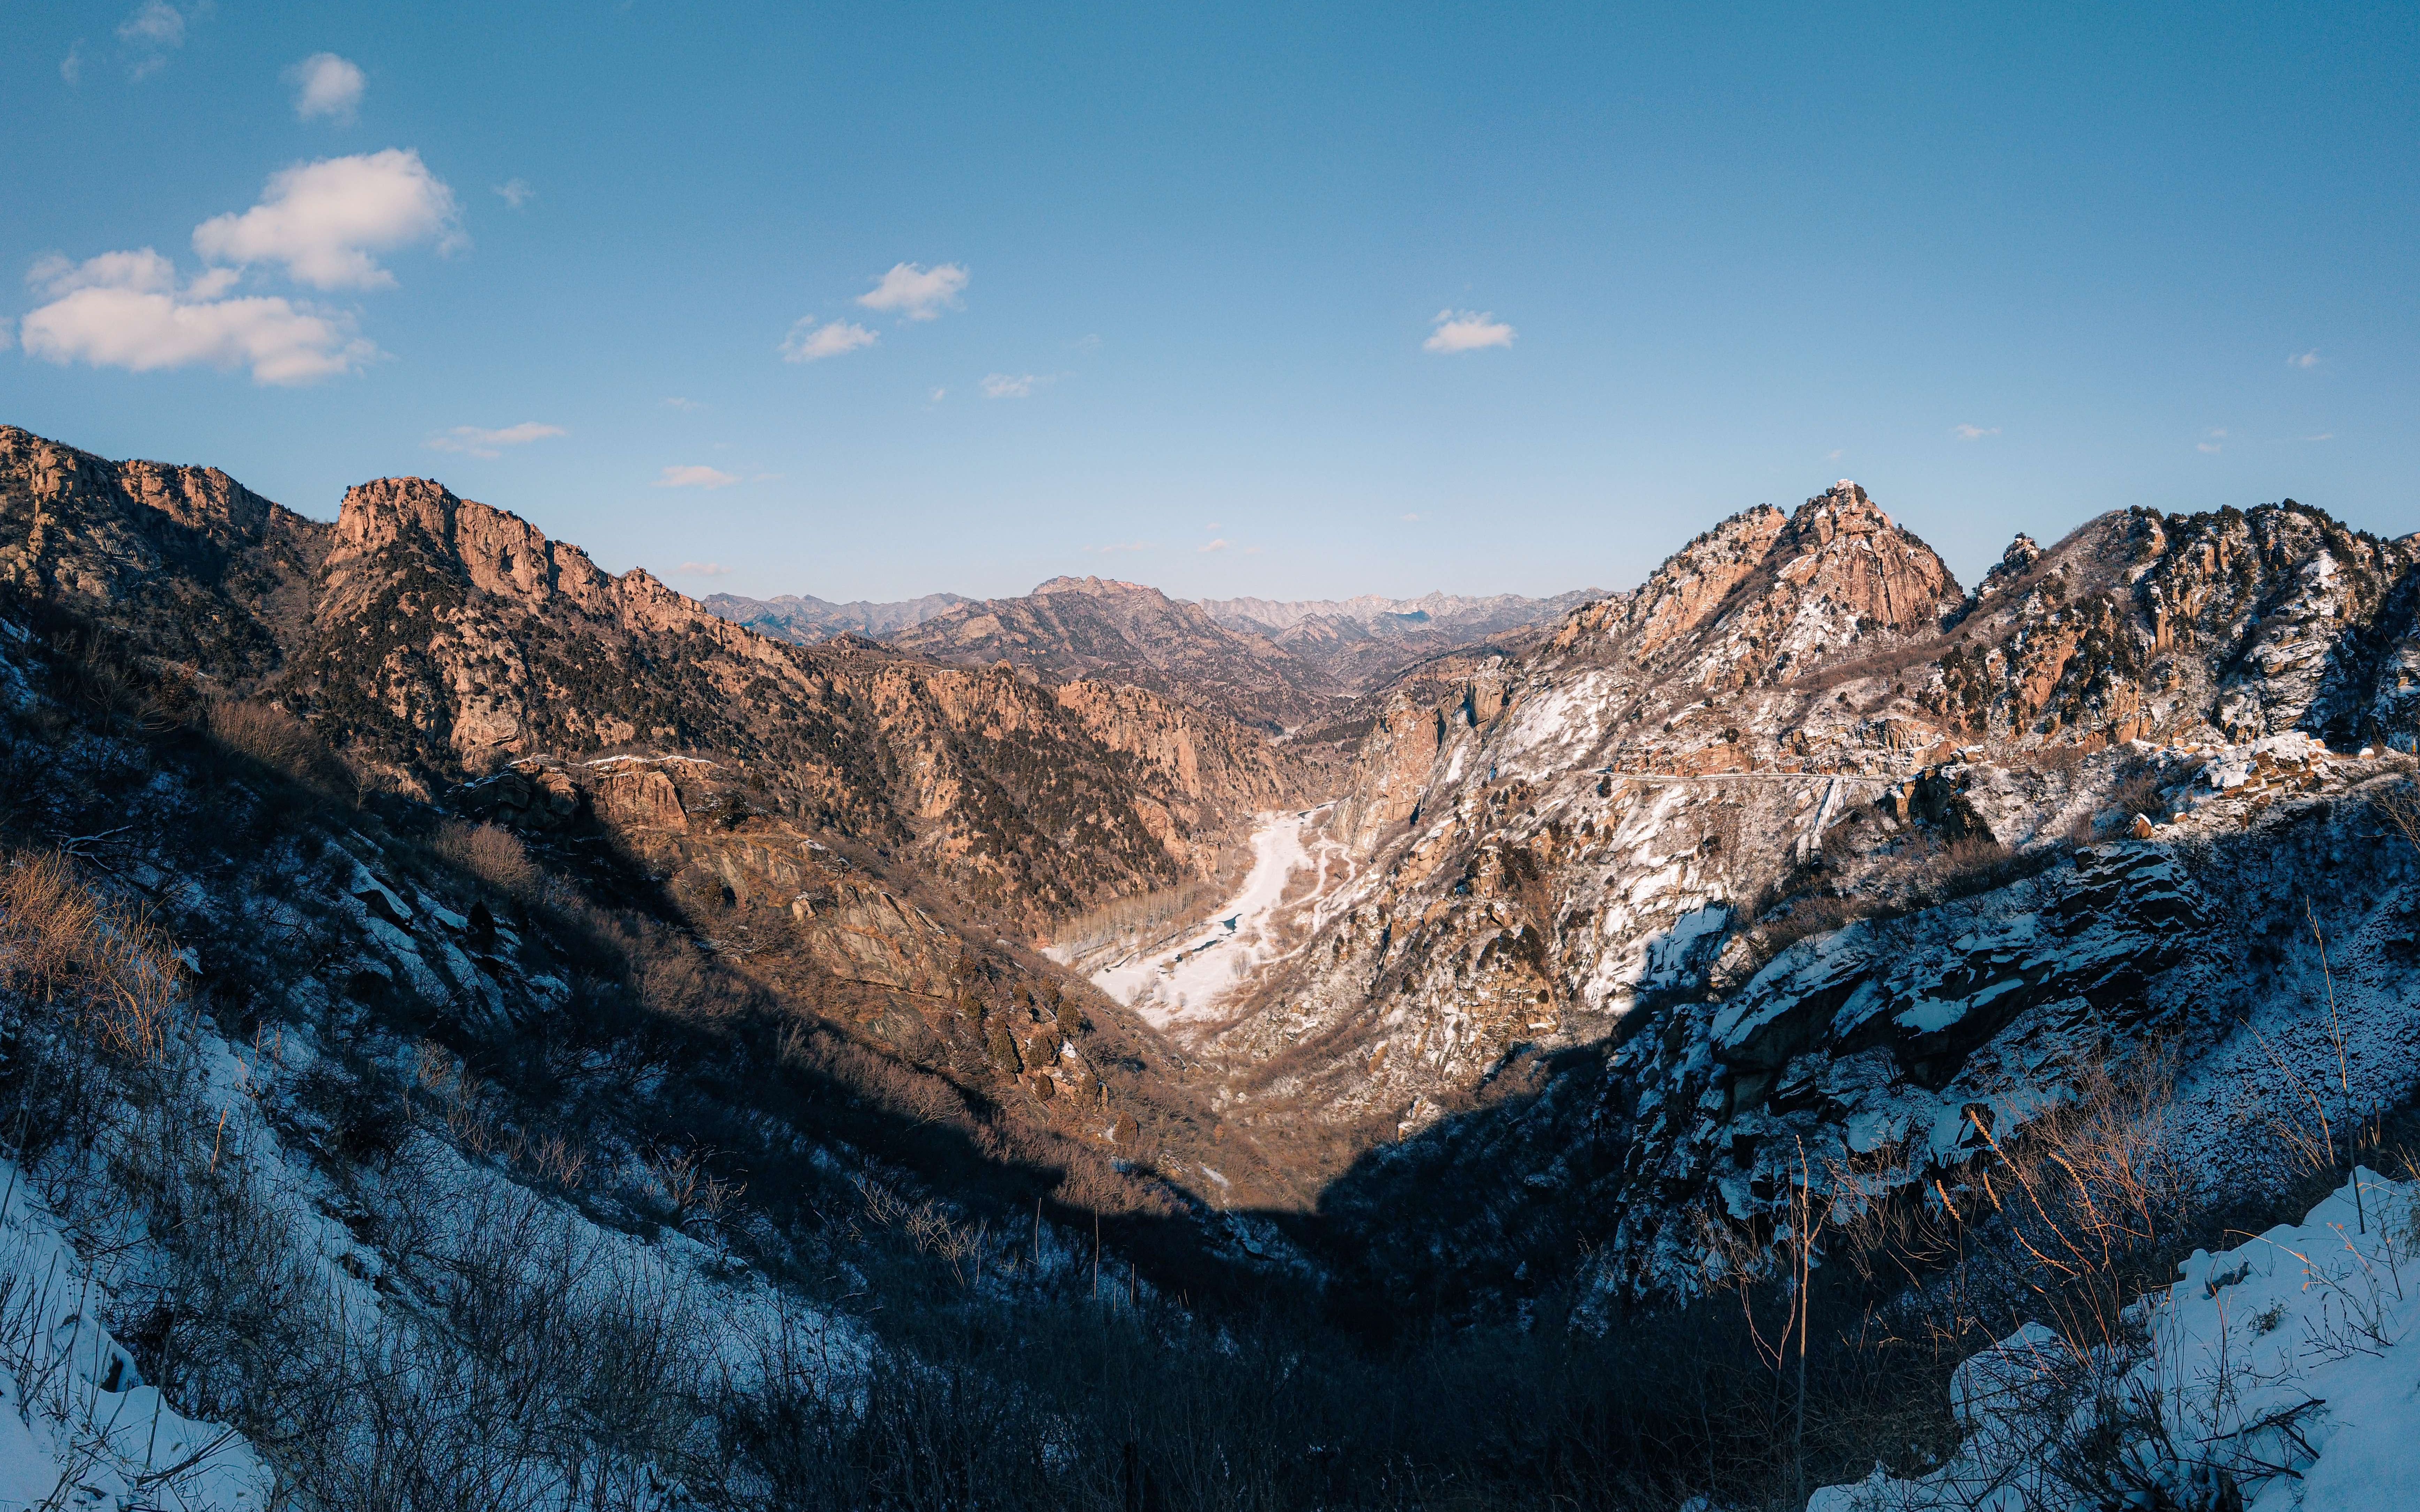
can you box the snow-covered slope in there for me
[1815,1173,2420,1512]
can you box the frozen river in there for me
[1088,805,1354,1034]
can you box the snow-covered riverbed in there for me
[1090,806,1353,1033]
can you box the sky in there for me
[4,2,2416,605]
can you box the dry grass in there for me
[206,699,349,793]
[0,850,181,1065]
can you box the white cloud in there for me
[2197,428,2227,454]
[654,465,738,489]
[2288,350,2321,370]
[1952,424,2001,440]
[1086,540,1151,554]
[1826,448,1843,461]
[20,248,375,385]
[1198,538,1231,554]
[663,396,702,411]
[981,372,1040,398]
[2305,432,2334,442]
[929,387,947,402]
[677,562,732,577]
[494,178,534,210]
[780,317,877,363]
[424,421,564,459]
[1423,309,1515,354]
[1400,512,1422,522]
[286,54,365,124]
[61,42,85,85]
[193,149,462,291]
[857,262,967,321]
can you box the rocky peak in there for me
[1552,483,1959,687]
[1031,574,1162,600]
[1977,533,2044,601]
[325,476,627,623]
[1778,479,1888,542]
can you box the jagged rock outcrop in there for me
[1932,502,2420,749]
[0,425,329,679]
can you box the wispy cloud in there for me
[1197,538,1231,554]
[424,421,564,458]
[2197,428,2227,454]
[61,41,85,85]
[1400,512,1422,522]
[2305,432,2334,442]
[1423,309,1515,354]
[662,396,703,411]
[981,372,1043,399]
[928,387,947,402]
[1086,540,1151,554]
[654,465,738,489]
[117,0,190,78]
[677,562,733,577]
[286,53,365,124]
[494,178,534,209]
[780,317,877,363]
[857,262,967,321]
[1952,424,2000,440]
[1826,448,1844,461]
[2288,349,2321,370]
[193,149,463,290]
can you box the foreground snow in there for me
[0,1159,271,1511]
[1813,1173,2420,1512]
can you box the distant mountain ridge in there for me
[700,580,1610,712]
[702,589,971,642]
[884,574,1342,733]
[1195,587,1604,636]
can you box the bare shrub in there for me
[430,819,537,899]
[2377,779,2420,856]
[645,1143,745,1233]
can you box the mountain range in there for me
[700,579,1605,715]
[1,424,2415,1506]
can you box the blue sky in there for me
[5,2,2415,604]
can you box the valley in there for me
[0,425,2414,1509]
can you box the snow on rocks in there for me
[1811,1173,2420,1512]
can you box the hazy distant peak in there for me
[702,589,970,643]
[1194,588,1606,635]
[1030,574,1164,599]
